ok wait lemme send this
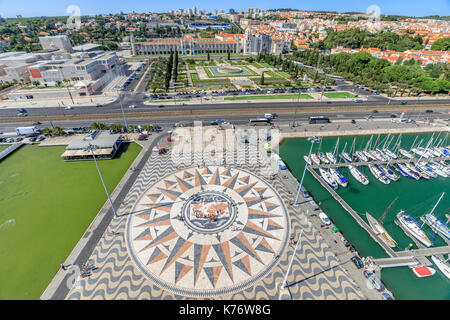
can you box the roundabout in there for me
[126,166,289,297]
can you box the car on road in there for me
[425,109,433,113]
[353,99,363,103]
[372,110,379,113]
[65,106,73,110]
[16,137,23,142]
[351,256,364,269]
[18,108,27,113]
[128,105,136,109]
[381,293,395,300]
[95,104,103,108]
[32,121,41,125]
[36,136,45,142]
[17,112,27,117]
[390,114,397,118]
[400,101,407,105]
[367,115,374,119]
[158,105,164,108]
[215,119,225,124]
[210,121,218,125]
[351,119,356,124]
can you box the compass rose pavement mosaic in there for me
[66,149,366,300]
[127,166,289,297]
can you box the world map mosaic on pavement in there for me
[66,150,365,300]
[126,166,289,298]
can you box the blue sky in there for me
[0,0,448,18]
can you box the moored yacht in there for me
[368,164,390,184]
[318,152,330,164]
[340,152,353,163]
[355,151,368,162]
[366,212,397,248]
[396,211,432,247]
[311,153,321,165]
[383,148,397,159]
[326,152,337,164]
[319,168,338,189]
[399,148,414,159]
[328,167,348,187]
[348,165,369,185]
[378,165,399,181]
[431,256,450,280]
[406,163,429,180]
[303,155,311,165]
[425,214,450,240]
[396,163,420,180]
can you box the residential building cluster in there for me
[331,47,450,65]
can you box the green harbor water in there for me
[279,132,450,300]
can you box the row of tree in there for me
[292,49,449,95]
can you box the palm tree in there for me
[52,126,64,136]
[42,127,53,136]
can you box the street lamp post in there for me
[281,229,303,289]
[294,136,319,205]
[84,144,118,218]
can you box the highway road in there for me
[1,108,448,134]
[1,94,449,118]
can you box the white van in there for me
[319,212,331,225]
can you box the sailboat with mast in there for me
[366,197,398,248]
[326,137,338,164]
[397,207,432,248]
[424,192,450,240]
[340,141,353,163]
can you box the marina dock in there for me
[308,155,448,169]
[0,142,24,161]
[307,165,450,269]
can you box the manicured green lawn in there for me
[224,94,313,100]
[0,143,141,299]
[323,92,356,98]
[0,144,10,152]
